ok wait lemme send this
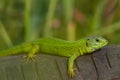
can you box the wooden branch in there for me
[0,45,119,80]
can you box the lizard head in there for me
[86,36,108,53]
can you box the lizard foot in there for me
[23,54,36,62]
[23,44,39,63]
[68,68,75,78]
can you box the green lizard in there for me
[0,36,108,77]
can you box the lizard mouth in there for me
[103,40,108,46]
[92,48,96,52]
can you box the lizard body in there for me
[0,36,108,77]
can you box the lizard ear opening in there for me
[86,38,90,47]
[86,42,88,47]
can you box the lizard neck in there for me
[75,39,88,56]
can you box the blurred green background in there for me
[0,0,120,50]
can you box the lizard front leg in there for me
[68,54,78,77]
[24,44,39,62]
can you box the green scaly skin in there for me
[0,36,108,77]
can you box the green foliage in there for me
[0,0,120,49]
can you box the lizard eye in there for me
[96,39,100,42]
